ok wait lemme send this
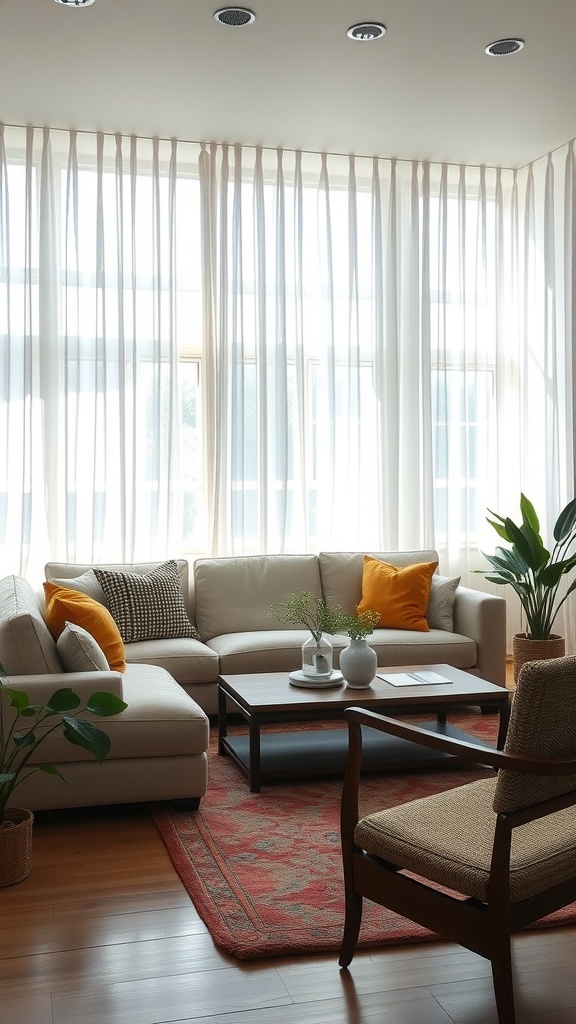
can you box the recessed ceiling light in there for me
[53,0,95,5]
[485,38,524,56]
[214,7,256,27]
[347,22,386,42]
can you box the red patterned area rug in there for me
[150,713,576,960]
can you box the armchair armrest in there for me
[343,706,576,775]
[453,586,507,687]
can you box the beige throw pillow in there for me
[57,621,110,672]
[426,575,461,631]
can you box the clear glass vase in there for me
[301,633,333,677]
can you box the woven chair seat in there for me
[355,776,576,904]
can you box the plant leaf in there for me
[554,498,576,542]
[506,518,548,570]
[482,552,520,577]
[4,687,31,712]
[520,493,540,535]
[486,515,511,541]
[85,693,128,717]
[47,688,82,713]
[0,772,16,784]
[62,718,111,762]
[36,764,67,780]
[12,731,36,750]
[539,562,572,587]
[18,706,39,717]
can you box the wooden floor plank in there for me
[51,966,292,1024]
[0,934,234,993]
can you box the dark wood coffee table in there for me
[217,664,510,791]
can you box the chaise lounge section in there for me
[0,575,209,812]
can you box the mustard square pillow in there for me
[43,582,126,673]
[356,556,438,632]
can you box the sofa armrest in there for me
[2,671,124,704]
[453,586,507,687]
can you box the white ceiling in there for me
[2,0,576,169]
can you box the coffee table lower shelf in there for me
[221,721,490,790]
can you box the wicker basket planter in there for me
[0,808,34,887]
[512,633,566,684]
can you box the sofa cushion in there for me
[194,554,323,640]
[57,621,110,672]
[43,582,126,673]
[0,575,63,674]
[123,636,220,684]
[357,557,438,631]
[93,560,200,643]
[319,550,440,616]
[426,574,461,631]
[364,629,477,669]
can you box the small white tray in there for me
[288,670,344,688]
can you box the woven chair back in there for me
[493,655,576,813]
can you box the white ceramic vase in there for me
[340,638,377,688]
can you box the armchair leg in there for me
[339,890,363,968]
[490,938,516,1024]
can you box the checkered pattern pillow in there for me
[93,560,200,643]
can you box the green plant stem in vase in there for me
[338,610,381,640]
[270,591,346,677]
[270,591,345,641]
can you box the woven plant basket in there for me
[0,807,34,887]
[512,633,566,684]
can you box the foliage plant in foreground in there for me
[0,665,127,822]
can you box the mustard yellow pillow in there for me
[356,557,438,632]
[43,582,126,673]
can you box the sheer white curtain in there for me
[1,124,575,654]
[200,146,437,554]
[0,126,200,579]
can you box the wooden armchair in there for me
[339,656,576,1024]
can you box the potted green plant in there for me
[479,493,576,679]
[0,665,127,886]
[270,591,346,678]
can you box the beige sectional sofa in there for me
[48,549,507,717]
[0,550,506,812]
